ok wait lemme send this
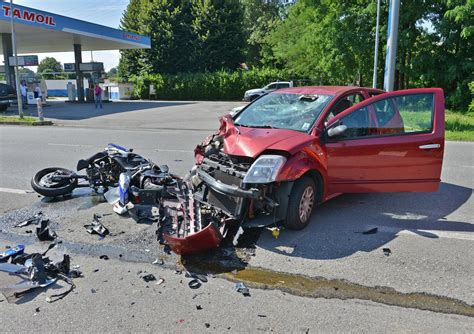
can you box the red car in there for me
[163,86,445,254]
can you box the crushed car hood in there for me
[218,116,316,158]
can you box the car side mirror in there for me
[327,124,347,138]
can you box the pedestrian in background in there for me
[33,83,42,101]
[20,80,28,109]
[94,84,103,109]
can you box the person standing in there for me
[20,80,28,109]
[33,83,43,101]
[94,84,103,109]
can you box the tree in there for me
[242,0,283,66]
[118,0,145,78]
[192,0,246,71]
[119,0,247,76]
[38,57,63,76]
[107,67,118,76]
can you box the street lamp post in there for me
[10,0,24,118]
[383,0,400,92]
[372,0,381,88]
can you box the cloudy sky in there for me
[13,0,130,71]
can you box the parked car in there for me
[164,86,445,254]
[0,83,16,112]
[243,81,293,101]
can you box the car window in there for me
[330,93,435,140]
[325,92,364,122]
[234,93,332,133]
[276,83,289,89]
[265,84,277,90]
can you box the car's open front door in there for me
[324,88,444,194]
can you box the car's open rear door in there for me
[324,88,444,194]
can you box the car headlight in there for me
[243,155,287,184]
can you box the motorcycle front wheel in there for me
[31,167,78,197]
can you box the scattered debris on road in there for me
[235,282,251,296]
[0,243,79,303]
[188,279,201,289]
[141,273,157,282]
[383,248,392,256]
[15,212,43,228]
[360,227,378,235]
[36,218,57,241]
[99,255,109,260]
[0,245,25,262]
[84,214,109,238]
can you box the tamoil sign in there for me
[1,5,56,27]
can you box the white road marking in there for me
[0,187,32,194]
[48,143,92,147]
[156,149,193,153]
[370,226,474,241]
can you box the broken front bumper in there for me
[163,223,223,255]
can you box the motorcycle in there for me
[31,144,175,206]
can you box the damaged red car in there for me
[163,86,445,254]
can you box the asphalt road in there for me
[0,100,473,332]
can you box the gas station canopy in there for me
[0,3,151,53]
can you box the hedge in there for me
[129,68,296,101]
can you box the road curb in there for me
[0,120,53,126]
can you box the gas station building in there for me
[0,3,150,101]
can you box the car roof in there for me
[275,86,383,96]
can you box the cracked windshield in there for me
[235,93,332,132]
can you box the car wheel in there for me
[0,104,8,112]
[283,176,316,230]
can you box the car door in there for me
[323,88,444,194]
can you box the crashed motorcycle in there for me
[31,144,175,212]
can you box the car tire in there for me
[0,104,8,112]
[283,176,316,230]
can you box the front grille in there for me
[207,170,244,217]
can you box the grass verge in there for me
[445,111,474,141]
[0,115,38,124]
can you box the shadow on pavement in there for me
[4,100,195,121]
[256,182,473,260]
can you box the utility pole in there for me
[10,0,23,118]
[383,0,400,92]
[372,0,381,88]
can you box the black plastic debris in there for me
[99,255,109,261]
[142,274,156,282]
[188,279,201,289]
[84,214,109,238]
[258,314,267,318]
[204,323,210,328]
[185,272,208,283]
[196,305,203,310]
[15,212,42,228]
[361,227,378,235]
[36,219,57,241]
[235,282,250,296]
[383,248,392,256]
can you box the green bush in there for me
[129,68,292,101]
